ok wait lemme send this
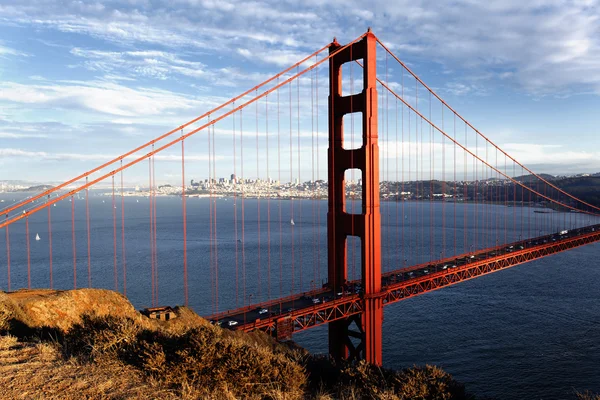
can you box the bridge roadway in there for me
[206,224,600,338]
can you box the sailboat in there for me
[35,233,40,241]
[290,219,295,226]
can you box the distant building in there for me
[142,306,177,321]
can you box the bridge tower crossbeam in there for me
[327,30,383,365]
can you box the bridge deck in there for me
[205,224,600,336]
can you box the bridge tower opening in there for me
[327,30,383,365]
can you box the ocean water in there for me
[1,192,599,399]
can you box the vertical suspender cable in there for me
[401,69,405,268]
[277,80,283,299]
[430,92,434,262]
[513,163,517,240]
[504,154,508,244]
[429,91,433,262]
[4,215,10,291]
[26,216,31,289]
[495,150,499,248]
[208,116,214,312]
[483,141,488,246]
[442,105,446,258]
[407,89,411,266]
[86,177,91,287]
[241,109,246,306]
[453,113,457,256]
[311,63,317,288]
[297,68,303,292]
[112,175,117,291]
[474,132,478,252]
[181,130,188,306]
[152,151,158,304]
[266,94,271,301]
[48,195,53,289]
[316,56,322,285]
[212,123,218,313]
[72,195,77,289]
[421,113,425,262]
[149,154,155,306]
[395,86,400,271]
[464,122,468,255]
[233,105,239,308]
[256,89,261,301]
[290,82,295,295]
[350,51,356,281]
[121,161,127,296]
[415,79,419,265]
[386,50,391,272]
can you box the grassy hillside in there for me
[2,288,594,399]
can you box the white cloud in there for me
[0,148,221,162]
[0,44,27,57]
[2,0,596,95]
[0,81,216,117]
[70,47,208,80]
[0,132,48,139]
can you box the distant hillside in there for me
[554,176,600,207]
[514,173,556,183]
[22,184,54,192]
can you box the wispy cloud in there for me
[0,80,219,117]
[0,148,220,162]
[0,132,49,139]
[70,47,208,80]
[0,44,28,57]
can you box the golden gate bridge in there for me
[2,30,600,366]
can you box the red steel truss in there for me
[230,228,600,342]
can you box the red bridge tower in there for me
[327,30,383,365]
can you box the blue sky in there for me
[1,0,600,184]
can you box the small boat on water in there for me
[35,233,40,241]
[290,219,295,226]
[534,210,550,214]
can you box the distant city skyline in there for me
[1,1,600,184]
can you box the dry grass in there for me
[0,334,178,399]
[57,311,306,399]
[4,288,139,332]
